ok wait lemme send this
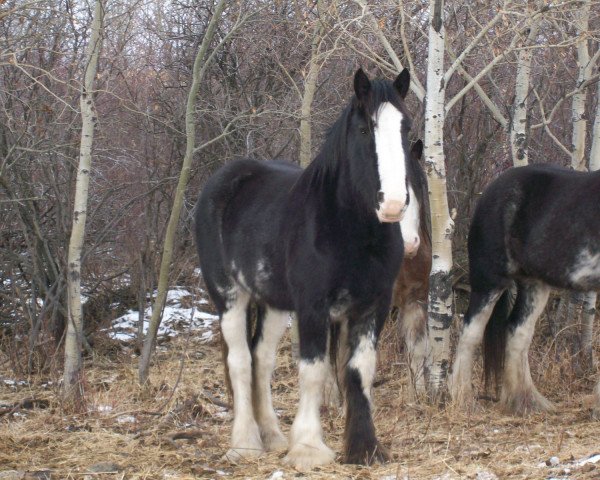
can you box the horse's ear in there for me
[354,68,371,103]
[394,68,410,99]
[411,139,423,159]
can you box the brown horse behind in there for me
[391,140,432,395]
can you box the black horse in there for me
[194,69,414,468]
[449,164,600,417]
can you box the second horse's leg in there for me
[399,299,429,396]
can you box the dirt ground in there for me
[1,313,599,480]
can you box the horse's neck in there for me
[300,159,377,228]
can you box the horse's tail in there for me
[482,288,513,396]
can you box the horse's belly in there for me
[229,254,294,310]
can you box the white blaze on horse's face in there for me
[373,102,408,223]
[400,185,420,257]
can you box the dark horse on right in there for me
[450,164,600,417]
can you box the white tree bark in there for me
[139,0,229,384]
[571,0,592,171]
[424,0,453,394]
[510,16,541,167]
[63,0,104,403]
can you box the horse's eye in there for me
[360,127,368,135]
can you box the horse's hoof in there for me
[283,442,336,471]
[222,445,264,463]
[344,441,390,465]
[261,428,288,452]
[502,388,554,415]
[223,429,264,463]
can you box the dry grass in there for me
[1,316,599,479]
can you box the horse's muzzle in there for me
[403,234,420,257]
[376,198,406,223]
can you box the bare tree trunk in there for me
[138,0,229,384]
[425,0,453,395]
[571,0,591,171]
[510,14,541,167]
[63,0,104,404]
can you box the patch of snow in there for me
[576,453,600,466]
[268,471,284,480]
[97,405,113,413]
[476,471,498,480]
[107,286,218,344]
[2,379,29,388]
[116,415,136,424]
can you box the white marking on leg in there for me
[220,288,263,461]
[374,102,408,223]
[348,331,377,402]
[400,301,429,395]
[400,186,421,256]
[569,249,600,287]
[252,308,288,451]
[502,285,553,413]
[284,359,335,470]
[449,291,502,404]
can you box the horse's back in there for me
[195,159,301,310]
[469,164,600,290]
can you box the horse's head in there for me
[346,68,412,223]
[401,140,424,257]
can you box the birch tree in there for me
[423,0,453,393]
[510,13,542,167]
[568,0,596,372]
[63,0,105,403]
[570,0,592,172]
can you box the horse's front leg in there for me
[343,309,390,465]
[283,308,335,470]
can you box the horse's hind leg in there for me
[449,289,504,405]
[251,307,288,451]
[220,287,263,462]
[501,282,553,414]
[399,300,429,397]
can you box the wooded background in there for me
[1,0,599,397]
